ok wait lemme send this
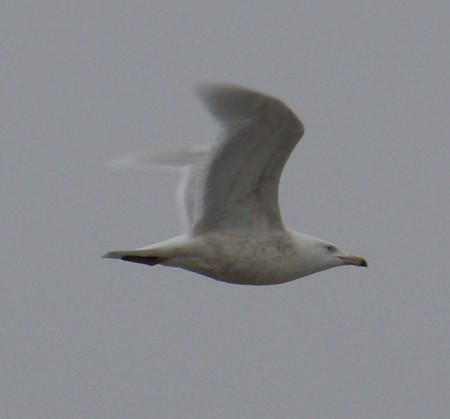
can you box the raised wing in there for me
[108,146,210,233]
[192,84,304,237]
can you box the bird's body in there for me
[106,230,352,286]
[104,84,367,285]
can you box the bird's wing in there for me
[192,84,304,237]
[108,146,210,233]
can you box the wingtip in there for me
[102,251,122,259]
[195,82,275,124]
[194,82,258,99]
[194,82,228,102]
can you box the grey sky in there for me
[2,1,450,418]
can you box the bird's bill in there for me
[338,255,368,267]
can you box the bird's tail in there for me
[102,248,167,266]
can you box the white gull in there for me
[103,84,367,285]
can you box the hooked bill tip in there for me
[338,255,368,267]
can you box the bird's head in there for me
[318,240,367,269]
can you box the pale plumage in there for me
[104,84,367,285]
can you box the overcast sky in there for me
[2,1,450,418]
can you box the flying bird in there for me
[103,84,367,285]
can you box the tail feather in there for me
[102,249,166,266]
[121,255,166,266]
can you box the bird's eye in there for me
[325,244,337,252]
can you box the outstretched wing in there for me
[108,146,210,233]
[192,84,304,237]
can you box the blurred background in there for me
[2,1,450,417]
